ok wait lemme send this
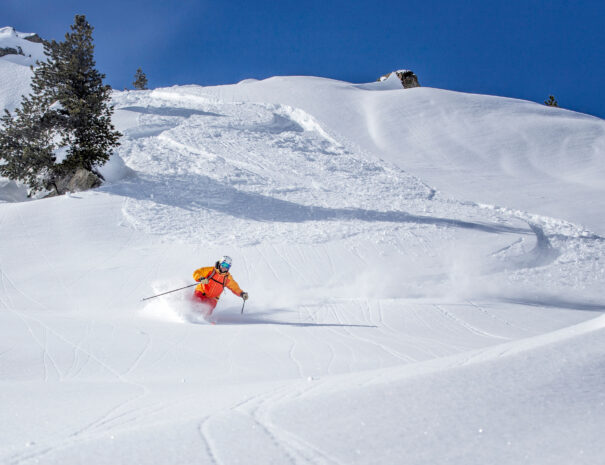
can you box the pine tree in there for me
[133,67,148,90]
[0,50,60,195]
[46,15,121,178]
[0,15,121,195]
[0,101,57,194]
[544,95,559,107]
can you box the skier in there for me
[192,256,248,315]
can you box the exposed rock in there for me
[23,34,44,44]
[397,70,421,88]
[67,168,102,192]
[379,70,421,89]
[47,168,102,197]
[0,46,24,57]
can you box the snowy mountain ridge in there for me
[0,26,45,116]
[0,26,45,64]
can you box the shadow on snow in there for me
[118,105,224,118]
[212,311,378,328]
[498,296,605,313]
[102,172,531,236]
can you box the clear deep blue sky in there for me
[4,0,605,118]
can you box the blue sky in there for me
[4,0,605,118]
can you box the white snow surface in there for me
[1,72,604,465]
[0,27,45,112]
[0,27,45,65]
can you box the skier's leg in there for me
[203,297,217,315]
[193,291,217,317]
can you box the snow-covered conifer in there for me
[0,15,121,195]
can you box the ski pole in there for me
[141,283,199,301]
[241,299,246,315]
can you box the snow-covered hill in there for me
[1,54,604,464]
[190,75,605,234]
[0,27,45,112]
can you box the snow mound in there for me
[98,152,134,184]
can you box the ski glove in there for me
[241,292,249,301]
[198,278,209,284]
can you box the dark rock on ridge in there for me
[379,70,421,89]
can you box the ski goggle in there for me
[220,261,231,270]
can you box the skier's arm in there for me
[193,267,214,282]
[225,275,244,297]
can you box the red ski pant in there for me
[193,290,218,314]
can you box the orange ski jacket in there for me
[193,264,243,300]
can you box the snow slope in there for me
[0,27,45,112]
[1,71,604,464]
[191,76,605,235]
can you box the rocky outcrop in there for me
[46,168,103,197]
[0,28,44,59]
[23,34,43,44]
[66,168,102,192]
[396,70,421,88]
[379,70,421,89]
[0,45,24,57]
